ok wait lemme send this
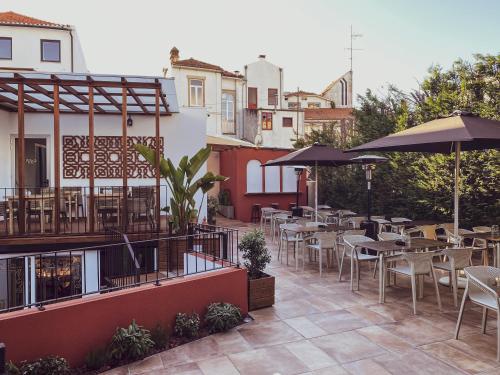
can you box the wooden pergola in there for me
[0,72,172,235]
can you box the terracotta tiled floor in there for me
[105,218,500,375]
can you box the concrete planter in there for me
[219,205,234,219]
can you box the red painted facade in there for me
[0,268,248,367]
[219,147,307,222]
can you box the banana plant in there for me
[134,145,227,234]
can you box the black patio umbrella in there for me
[348,111,500,235]
[265,143,358,221]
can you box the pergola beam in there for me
[60,83,106,114]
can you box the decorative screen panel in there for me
[63,135,164,179]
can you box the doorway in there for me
[14,138,49,191]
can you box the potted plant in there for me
[207,196,218,225]
[218,189,234,219]
[239,229,274,311]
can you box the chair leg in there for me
[373,258,378,279]
[431,267,442,311]
[410,274,418,315]
[455,286,468,339]
[319,249,322,277]
[497,310,500,362]
[451,269,458,308]
[339,249,345,282]
[481,307,488,334]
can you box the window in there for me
[0,37,12,60]
[248,87,257,109]
[282,117,293,127]
[41,39,61,62]
[282,166,298,192]
[288,102,301,109]
[189,78,204,106]
[262,112,273,130]
[308,102,321,108]
[264,166,280,192]
[268,88,278,106]
[222,91,235,134]
[246,160,263,193]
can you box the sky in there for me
[3,0,499,104]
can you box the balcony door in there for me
[14,137,49,191]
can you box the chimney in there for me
[234,70,240,75]
[170,47,179,64]
[258,54,266,60]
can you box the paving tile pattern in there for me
[104,218,500,374]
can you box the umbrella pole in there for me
[315,161,318,222]
[454,141,461,237]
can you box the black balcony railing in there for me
[0,224,239,313]
[0,185,169,237]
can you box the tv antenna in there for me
[346,25,363,72]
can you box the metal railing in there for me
[0,185,169,237]
[0,224,239,313]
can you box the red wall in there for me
[219,148,307,222]
[0,268,248,367]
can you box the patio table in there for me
[461,232,500,267]
[353,238,448,303]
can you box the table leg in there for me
[8,200,13,235]
[379,253,384,303]
[295,237,299,271]
[350,248,355,291]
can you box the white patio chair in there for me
[347,216,367,229]
[272,213,292,243]
[278,223,303,266]
[473,226,494,265]
[455,266,500,361]
[433,248,473,307]
[300,206,315,219]
[340,234,378,288]
[386,251,442,314]
[305,231,339,276]
[260,207,274,233]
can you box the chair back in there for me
[410,224,437,240]
[441,248,472,270]
[464,266,500,309]
[401,251,437,275]
[445,229,463,247]
[378,232,403,241]
[313,231,337,249]
[347,216,366,229]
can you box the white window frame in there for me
[189,78,204,107]
[222,91,235,134]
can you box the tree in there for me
[134,145,227,233]
[296,54,499,227]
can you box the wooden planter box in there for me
[219,205,234,219]
[248,273,275,311]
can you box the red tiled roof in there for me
[304,108,353,121]
[285,90,317,98]
[172,58,243,78]
[0,11,68,28]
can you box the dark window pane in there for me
[0,38,12,60]
[41,40,60,62]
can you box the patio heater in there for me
[291,166,306,217]
[350,155,387,238]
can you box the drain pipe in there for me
[69,28,74,72]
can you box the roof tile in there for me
[0,11,67,28]
[304,108,353,121]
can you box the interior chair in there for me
[455,266,500,361]
[386,251,442,314]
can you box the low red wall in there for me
[219,147,307,222]
[0,267,248,367]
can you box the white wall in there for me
[0,25,88,73]
[258,109,304,149]
[285,95,331,109]
[322,71,353,108]
[0,106,208,218]
[245,57,284,110]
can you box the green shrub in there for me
[108,320,154,362]
[150,323,168,350]
[18,356,70,375]
[174,312,200,338]
[6,361,20,375]
[84,347,108,371]
[205,302,242,333]
[239,230,271,278]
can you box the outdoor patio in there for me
[105,217,500,375]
